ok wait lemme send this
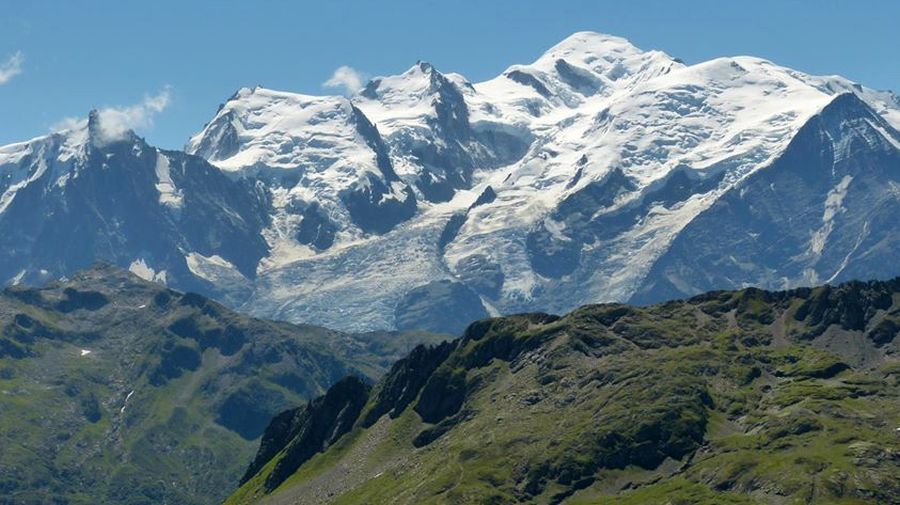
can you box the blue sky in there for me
[1,0,897,149]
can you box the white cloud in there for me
[49,116,85,132]
[95,87,171,141]
[51,87,173,143]
[323,65,366,96]
[0,51,24,85]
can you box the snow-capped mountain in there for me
[355,61,531,202]
[0,111,269,304]
[632,92,900,302]
[186,86,416,260]
[3,32,899,333]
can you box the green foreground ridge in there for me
[232,278,900,505]
[0,265,443,505]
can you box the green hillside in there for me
[0,265,441,505]
[231,279,900,504]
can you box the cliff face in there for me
[240,340,458,493]
[246,376,372,491]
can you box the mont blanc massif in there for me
[3,31,899,334]
[1,32,899,505]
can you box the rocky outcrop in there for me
[793,279,897,338]
[247,376,371,491]
[361,341,456,427]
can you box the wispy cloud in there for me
[95,87,171,140]
[52,87,173,142]
[0,51,24,85]
[49,116,85,132]
[323,65,366,96]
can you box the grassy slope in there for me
[0,265,443,505]
[229,283,900,505]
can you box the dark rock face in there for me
[470,185,497,209]
[506,69,552,98]
[412,364,469,426]
[295,202,337,250]
[792,279,897,339]
[228,343,462,492]
[239,338,455,492]
[248,376,371,491]
[554,59,603,95]
[394,280,489,335]
[351,105,398,182]
[455,254,504,298]
[869,318,900,346]
[402,65,481,203]
[340,106,419,234]
[527,167,639,278]
[188,107,241,162]
[632,94,900,304]
[438,213,467,252]
[414,313,560,426]
[341,173,417,234]
[437,186,500,254]
[370,64,530,203]
[239,408,301,484]
[361,341,456,427]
